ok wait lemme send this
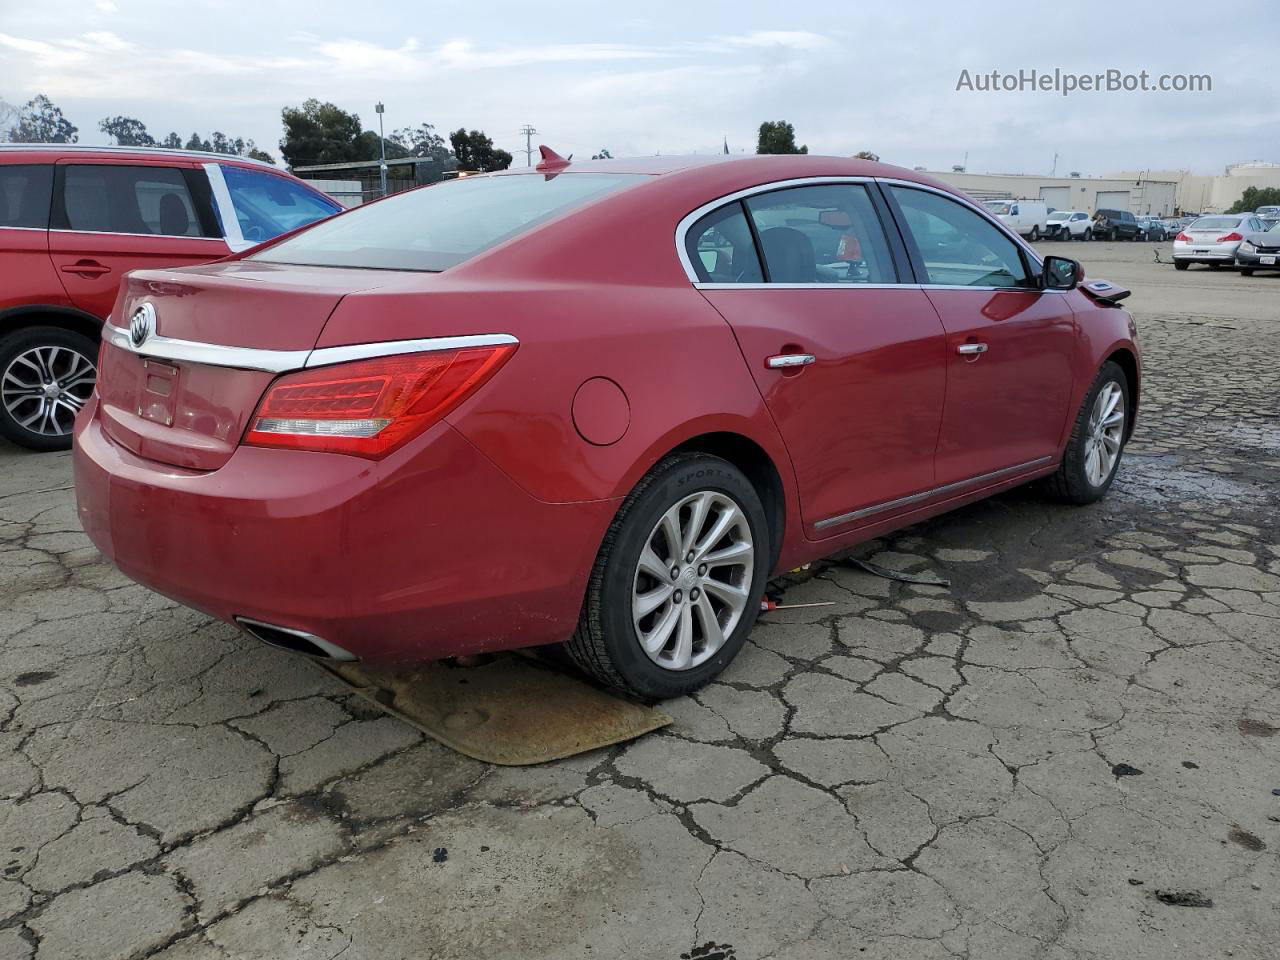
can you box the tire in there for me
[1107,229,1117,241]
[1174,261,1189,270]
[1241,268,1254,276]
[1043,361,1129,505]
[0,326,98,452]
[566,453,770,699]
[1209,262,1221,270]
[1082,228,1092,242]
[1029,226,1040,242]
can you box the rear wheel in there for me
[1044,361,1129,505]
[1029,226,1040,242]
[567,453,770,699]
[0,327,98,452]
[1175,261,1189,270]
[1209,262,1221,270]
[1240,268,1254,276]
[1081,228,1092,242]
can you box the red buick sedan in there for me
[73,153,1140,698]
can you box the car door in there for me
[685,181,948,536]
[0,163,59,311]
[49,160,229,320]
[885,184,1076,489]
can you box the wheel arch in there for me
[658,429,789,574]
[0,305,104,345]
[1104,346,1140,441]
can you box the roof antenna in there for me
[536,145,571,172]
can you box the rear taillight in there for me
[1175,232,1190,242]
[243,345,515,458]
[1218,232,1243,243]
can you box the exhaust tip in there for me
[235,617,357,661]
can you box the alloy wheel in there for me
[1084,381,1125,486]
[631,490,754,671]
[1,345,97,438]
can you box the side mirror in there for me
[1043,255,1081,290]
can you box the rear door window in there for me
[684,203,763,283]
[218,165,340,243]
[0,164,53,228]
[255,172,641,272]
[57,164,216,238]
[890,186,1032,288]
[743,183,898,284]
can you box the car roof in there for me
[0,143,277,169]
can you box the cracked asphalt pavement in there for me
[3,242,1280,959]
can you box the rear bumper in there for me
[73,397,617,665]
[1172,241,1238,262]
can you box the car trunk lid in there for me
[96,262,407,470]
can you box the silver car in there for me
[1236,221,1280,276]
[1172,214,1268,270]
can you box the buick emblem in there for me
[129,303,155,348]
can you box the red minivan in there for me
[74,153,1140,698]
[0,145,341,450]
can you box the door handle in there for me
[61,260,110,277]
[766,354,816,369]
[956,343,988,356]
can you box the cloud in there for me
[94,0,117,12]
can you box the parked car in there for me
[982,199,1050,240]
[1136,216,1169,241]
[73,153,1141,699]
[1045,209,1093,241]
[0,144,342,450]
[1255,206,1280,228]
[1235,221,1280,276]
[1172,213,1268,269]
[1092,208,1143,241]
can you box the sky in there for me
[1,0,1277,175]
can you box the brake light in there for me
[243,345,515,458]
[1217,232,1242,243]
[1175,232,1190,242]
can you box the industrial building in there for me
[927,161,1280,216]
[926,170,1179,216]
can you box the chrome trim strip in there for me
[0,225,47,233]
[814,456,1054,531]
[48,228,227,242]
[104,323,518,373]
[694,281,1061,293]
[235,617,357,661]
[306,334,518,368]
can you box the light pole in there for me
[376,102,387,197]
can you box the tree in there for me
[853,150,880,162]
[756,121,806,155]
[449,128,512,172]
[592,148,613,160]
[6,94,78,143]
[246,146,276,164]
[99,116,155,146]
[390,124,452,163]
[1227,186,1280,214]
[354,129,409,162]
[161,131,183,149]
[185,132,211,151]
[279,99,364,167]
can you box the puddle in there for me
[1115,453,1264,505]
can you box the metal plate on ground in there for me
[318,655,671,766]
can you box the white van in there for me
[982,199,1050,240]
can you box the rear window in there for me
[59,165,216,237]
[254,173,642,272]
[1191,217,1242,231]
[0,164,53,229]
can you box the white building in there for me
[924,170,1179,216]
[1107,162,1280,214]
